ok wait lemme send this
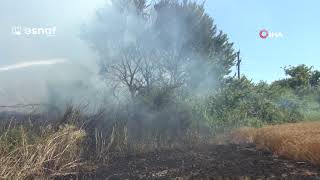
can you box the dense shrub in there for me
[200,76,318,133]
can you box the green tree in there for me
[310,70,320,87]
[83,0,236,99]
[153,0,236,81]
[272,65,320,89]
[284,65,312,88]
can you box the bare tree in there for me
[106,45,187,102]
[108,46,144,98]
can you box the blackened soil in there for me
[66,144,320,180]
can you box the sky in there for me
[0,0,319,83]
[205,0,320,82]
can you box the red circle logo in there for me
[259,29,269,39]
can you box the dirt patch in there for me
[65,144,320,179]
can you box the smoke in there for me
[0,0,222,117]
[83,0,221,98]
[0,0,108,109]
[0,59,67,72]
[78,0,225,138]
[0,0,233,143]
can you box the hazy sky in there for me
[0,0,319,82]
[0,0,106,104]
[0,0,105,67]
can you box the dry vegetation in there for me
[0,124,86,179]
[230,121,320,165]
[1,109,320,179]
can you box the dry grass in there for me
[230,122,320,165]
[0,124,86,179]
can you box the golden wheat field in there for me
[230,122,320,165]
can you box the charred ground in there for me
[67,144,320,180]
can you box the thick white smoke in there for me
[0,0,108,109]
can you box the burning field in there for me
[2,115,320,179]
[1,109,320,179]
[87,143,320,179]
[82,122,320,179]
[80,122,320,179]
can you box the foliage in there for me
[81,0,320,136]
[201,65,320,133]
[82,0,237,139]
[273,64,320,89]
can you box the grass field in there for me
[1,118,320,179]
[0,125,86,179]
[230,122,320,165]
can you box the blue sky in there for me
[205,0,320,82]
[1,0,319,83]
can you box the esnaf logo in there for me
[11,26,56,37]
[259,29,283,39]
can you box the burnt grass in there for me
[66,144,320,180]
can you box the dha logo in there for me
[259,29,283,39]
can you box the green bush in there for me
[198,76,317,133]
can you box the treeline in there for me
[202,65,320,134]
